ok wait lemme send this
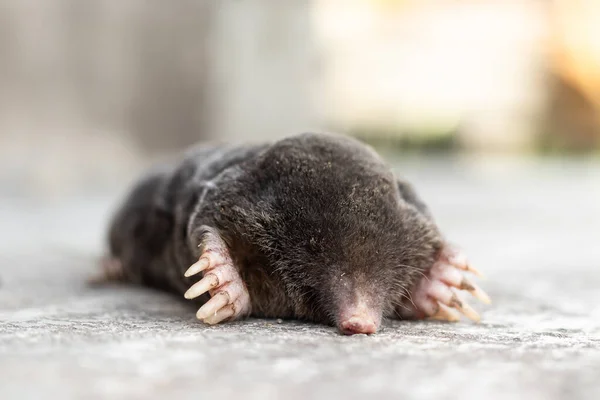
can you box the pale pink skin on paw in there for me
[407,245,491,322]
[184,230,252,325]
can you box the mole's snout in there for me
[336,293,382,335]
[339,315,377,335]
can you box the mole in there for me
[99,132,490,335]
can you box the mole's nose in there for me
[339,316,377,335]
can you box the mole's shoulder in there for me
[175,142,268,179]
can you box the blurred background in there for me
[1,0,599,199]
[1,3,600,398]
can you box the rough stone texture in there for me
[1,157,599,400]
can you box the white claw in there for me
[185,257,210,277]
[450,256,484,278]
[461,277,492,304]
[203,305,235,324]
[184,274,219,299]
[447,252,467,267]
[449,290,480,322]
[429,302,461,322]
[196,292,230,320]
[464,264,484,278]
[445,248,485,278]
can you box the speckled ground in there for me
[1,157,599,400]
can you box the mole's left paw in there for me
[183,227,251,325]
[409,245,491,322]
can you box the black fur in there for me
[107,132,443,326]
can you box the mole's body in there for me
[104,132,489,334]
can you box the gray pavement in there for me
[1,156,599,400]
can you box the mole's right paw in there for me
[183,227,251,325]
[407,245,491,323]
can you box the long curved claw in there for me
[429,303,461,322]
[431,262,492,305]
[184,227,252,325]
[185,257,210,277]
[204,304,235,325]
[448,290,480,322]
[184,273,219,299]
[196,291,229,319]
[460,277,492,305]
[444,247,484,278]
[408,245,490,323]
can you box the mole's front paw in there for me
[183,227,251,325]
[409,245,491,322]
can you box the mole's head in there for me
[245,134,443,334]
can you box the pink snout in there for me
[337,295,381,335]
[339,315,378,335]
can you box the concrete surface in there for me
[1,156,599,400]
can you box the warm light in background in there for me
[0,0,599,196]
[313,0,549,150]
